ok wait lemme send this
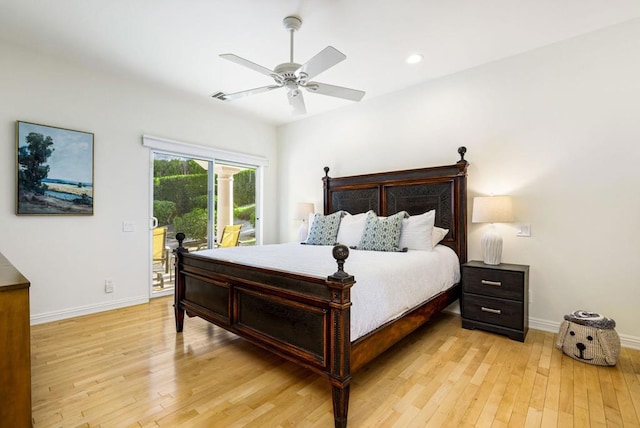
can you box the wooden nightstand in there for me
[461,261,529,342]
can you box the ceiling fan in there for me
[212,15,365,115]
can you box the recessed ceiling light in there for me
[406,54,423,64]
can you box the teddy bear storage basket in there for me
[555,310,620,366]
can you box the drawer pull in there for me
[481,307,502,315]
[481,280,502,287]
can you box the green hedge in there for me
[233,169,255,207]
[234,204,255,226]
[154,159,205,177]
[154,174,207,217]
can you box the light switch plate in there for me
[516,223,531,237]
[122,221,135,232]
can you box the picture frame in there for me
[16,121,94,215]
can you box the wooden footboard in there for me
[174,236,355,427]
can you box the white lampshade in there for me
[295,202,315,220]
[472,196,514,265]
[472,196,514,224]
[295,202,315,242]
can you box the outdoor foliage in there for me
[233,169,255,207]
[153,159,205,177]
[173,208,208,240]
[153,159,256,242]
[17,132,55,194]
[234,204,255,225]
[153,200,176,226]
[191,194,208,210]
[154,174,207,216]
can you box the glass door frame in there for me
[143,135,268,298]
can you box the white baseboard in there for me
[528,317,560,334]
[618,333,640,350]
[30,296,150,325]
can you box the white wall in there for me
[0,41,277,323]
[277,19,640,345]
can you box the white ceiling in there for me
[2,1,640,125]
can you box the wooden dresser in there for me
[0,252,32,427]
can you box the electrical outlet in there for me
[122,221,135,232]
[105,279,114,293]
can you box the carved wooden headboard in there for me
[322,147,469,263]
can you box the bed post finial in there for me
[176,232,185,245]
[328,244,354,282]
[457,146,467,163]
[174,232,188,255]
[324,166,330,178]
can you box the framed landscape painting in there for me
[16,121,94,215]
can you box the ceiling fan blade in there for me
[287,90,307,115]
[296,46,346,81]
[304,82,365,102]
[219,53,275,78]
[213,85,281,101]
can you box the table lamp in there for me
[472,196,514,265]
[295,202,315,242]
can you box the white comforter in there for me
[193,243,460,340]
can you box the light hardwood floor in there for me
[31,297,640,427]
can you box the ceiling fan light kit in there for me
[213,15,365,115]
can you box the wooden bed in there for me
[173,147,468,427]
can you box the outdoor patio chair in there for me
[215,224,243,248]
[152,226,170,286]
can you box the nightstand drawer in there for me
[463,267,524,301]
[462,294,523,330]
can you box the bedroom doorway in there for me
[144,135,267,298]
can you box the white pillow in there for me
[432,227,449,247]
[336,212,367,247]
[398,210,435,251]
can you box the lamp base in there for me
[481,226,503,265]
[298,221,309,242]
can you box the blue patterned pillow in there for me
[357,210,409,252]
[304,211,344,245]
